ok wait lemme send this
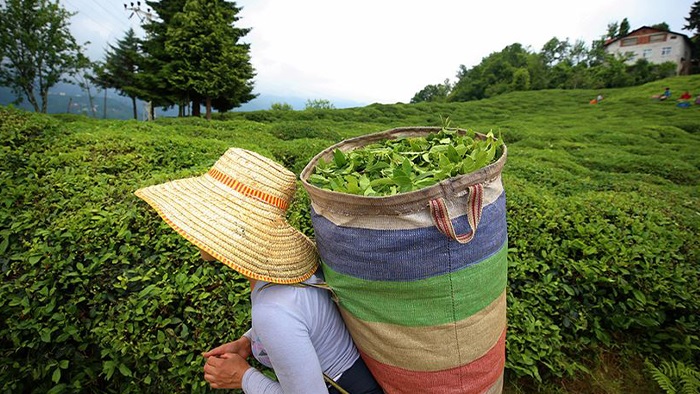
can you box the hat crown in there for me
[134,147,318,284]
[212,148,297,209]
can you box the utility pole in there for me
[124,2,155,120]
[123,2,154,24]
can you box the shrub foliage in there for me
[1,76,699,392]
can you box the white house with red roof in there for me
[603,26,693,75]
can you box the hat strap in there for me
[208,168,289,210]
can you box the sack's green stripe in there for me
[323,243,507,326]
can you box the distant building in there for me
[603,26,692,75]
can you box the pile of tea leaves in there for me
[307,128,503,196]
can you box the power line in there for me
[63,0,130,34]
[91,0,134,30]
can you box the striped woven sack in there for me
[300,127,508,394]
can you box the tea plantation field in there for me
[1,75,699,393]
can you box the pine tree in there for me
[685,1,700,34]
[685,1,700,72]
[164,0,256,119]
[619,18,630,37]
[95,29,144,119]
[142,0,186,116]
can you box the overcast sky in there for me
[60,0,696,105]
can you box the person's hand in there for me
[202,336,252,359]
[203,353,251,389]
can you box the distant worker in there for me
[590,94,604,104]
[652,87,671,101]
[683,94,700,107]
[679,91,692,100]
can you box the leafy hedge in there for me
[1,77,699,393]
[505,179,699,380]
[0,109,269,393]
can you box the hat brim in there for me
[135,172,318,284]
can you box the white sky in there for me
[60,0,696,105]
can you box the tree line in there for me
[412,7,700,103]
[0,0,256,120]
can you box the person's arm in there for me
[202,334,252,359]
[242,303,328,394]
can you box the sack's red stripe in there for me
[455,184,482,243]
[473,184,483,225]
[429,199,449,237]
[208,168,288,210]
[360,328,506,394]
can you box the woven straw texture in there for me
[301,127,508,393]
[136,148,318,284]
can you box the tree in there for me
[448,64,486,102]
[511,68,530,91]
[594,53,633,88]
[95,29,144,119]
[588,36,609,67]
[650,22,670,31]
[606,21,620,39]
[448,43,534,101]
[569,39,589,66]
[0,0,87,113]
[686,1,700,34]
[164,0,256,120]
[305,99,335,110]
[210,81,256,113]
[142,0,187,117]
[411,79,452,103]
[619,18,631,37]
[605,18,631,40]
[270,102,293,111]
[541,37,571,66]
[685,1,700,73]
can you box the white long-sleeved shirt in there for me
[241,273,359,393]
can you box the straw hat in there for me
[135,148,319,284]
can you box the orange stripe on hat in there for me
[208,167,289,210]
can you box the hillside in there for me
[1,76,699,394]
[0,84,367,120]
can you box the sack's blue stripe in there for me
[312,192,507,281]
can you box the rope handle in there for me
[429,183,484,244]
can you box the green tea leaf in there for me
[344,175,361,194]
[332,149,346,167]
[52,368,61,384]
[446,144,461,163]
[103,361,116,380]
[309,129,503,196]
[118,363,132,377]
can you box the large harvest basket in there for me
[300,127,508,394]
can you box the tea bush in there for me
[268,121,341,141]
[1,75,699,392]
[267,137,337,175]
[505,178,699,380]
[0,108,307,393]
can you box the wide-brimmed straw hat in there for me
[135,148,319,284]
